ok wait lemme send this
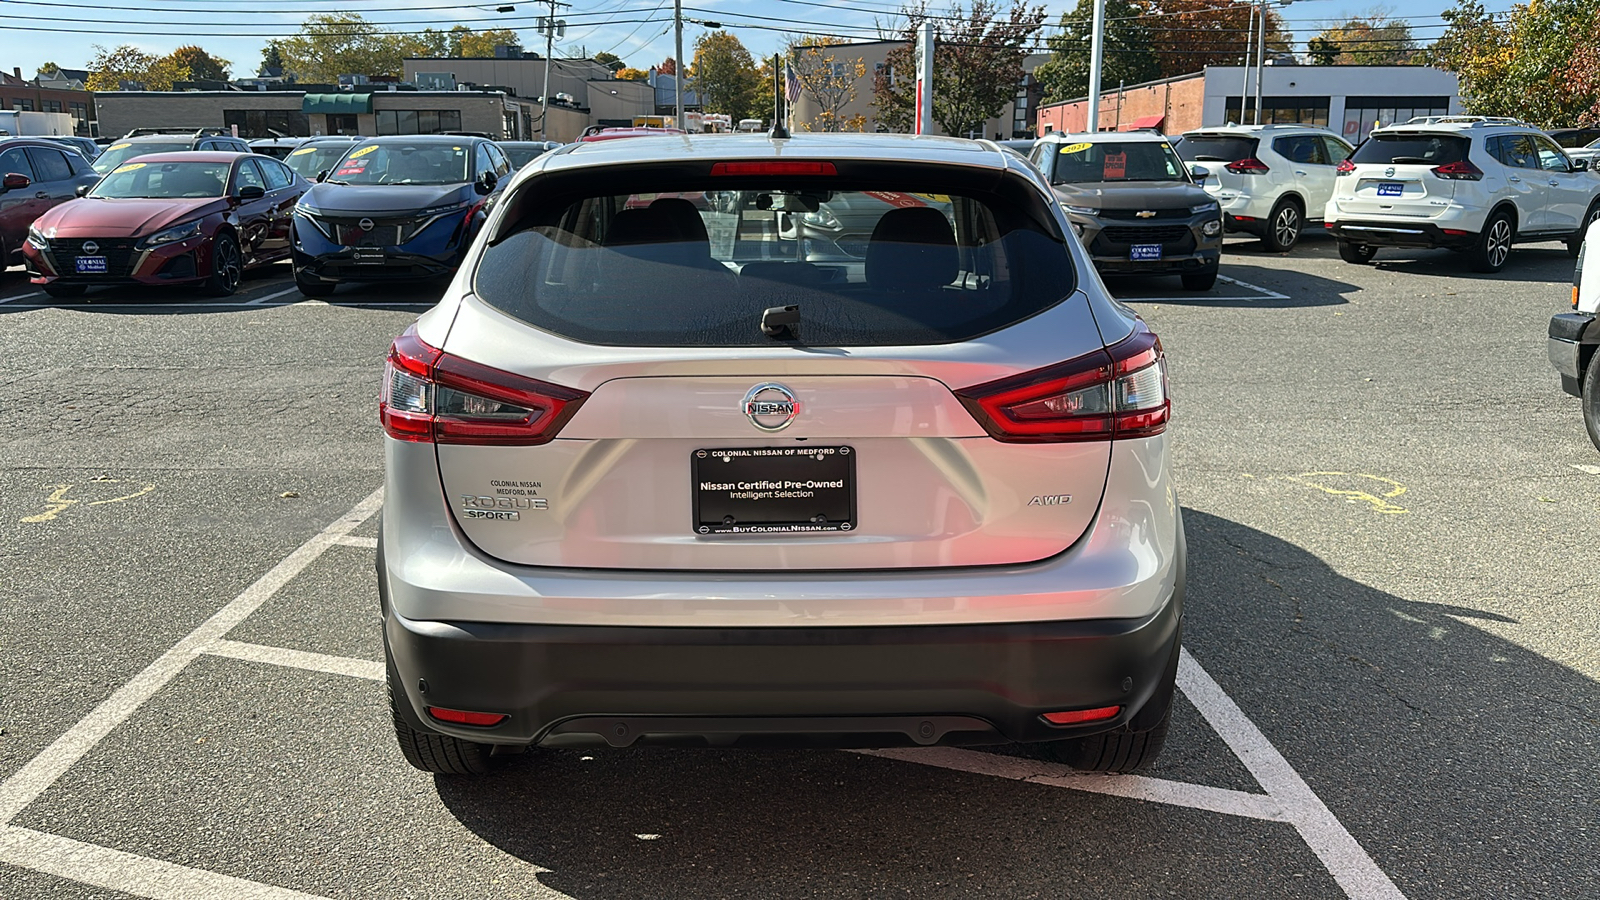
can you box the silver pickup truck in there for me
[1549,218,1600,449]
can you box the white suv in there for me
[1326,117,1600,272]
[1176,124,1353,252]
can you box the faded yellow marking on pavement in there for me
[21,479,155,523]
[1277,471,1408,515]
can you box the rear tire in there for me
[1263,198,1303,253]
[1583,349,1600,453]
[387,658,497,775]
[1035,628,1180,774]
[294,266,336,298]
[1470,210,1514,273]
[1180,270,1217,291]
[1570,202,1600,259]
[42,282,88,299]
[1337,240,1377,264]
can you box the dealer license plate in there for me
[1377,182,1404,197]
[75,256,107,274]
[1131,244,1163,261]
[693,446,855,535]
[352,248,385,265]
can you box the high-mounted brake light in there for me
[1225,157,1270,175]
[1335,158,1356,176]
[1042,706,1122,725]
[710,161,837,176]
[427,707,507,727]
[380,324,588,445]
[1431,159,1483,181]
[955,322,1169,443]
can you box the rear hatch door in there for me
[1335,131,1466,218]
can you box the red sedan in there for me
[23,152,308,298]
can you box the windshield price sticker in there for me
[1103,151,1127,179]
[290,146,317,156]
[335,159,368,176]
[112,163,146,173]
[349,145,379,157]
[107,143,131,151]
[1059,142,1094,154]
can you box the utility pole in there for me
[674,0,685,129]
[1253,0,1266,125]
[537,0,570,140]
[1086,0,1106,132]
[1239,5,1254,125]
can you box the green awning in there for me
[301,93,372,115]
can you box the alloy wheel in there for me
[1274,206,1299,248]
[1487,219,1511,269]
[217,240,242,292]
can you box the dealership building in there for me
[1036,65,1462,141]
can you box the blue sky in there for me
[4,0,1517,80]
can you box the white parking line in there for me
[1117,273,1292,304]
[244,286,303,306]
[1217,274,1291,300]
[204,639,384,681]
[333,534,379,548]
[0,487,383,825]
[0,826,326,900]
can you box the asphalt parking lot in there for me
[1,230,1596,899]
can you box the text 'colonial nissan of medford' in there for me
[289,135,511,296]
[23,152,308,298]
[1030,131,1223,291]
[378,133,1185,776]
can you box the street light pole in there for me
[1239,5,1254,125]
[1253,0,1266,125]
[1086,0,1106,132]
[674,0,685,129]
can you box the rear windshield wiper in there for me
[760,304,800,341]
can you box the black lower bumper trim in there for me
[1328,220,1475,250]
[384,588,1184,748]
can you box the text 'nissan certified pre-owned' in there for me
[290,135,510,297]
[24,152,307,298]
[377,133,1186,777]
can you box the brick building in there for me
[2,67,98,137]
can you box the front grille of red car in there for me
[49,239,139,278]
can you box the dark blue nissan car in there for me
[291,135,510,296]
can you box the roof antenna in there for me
[769,53,790,139]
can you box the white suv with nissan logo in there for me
[1176,124,1353,253]
[1325,116,1600,272]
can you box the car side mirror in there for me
[75,184,91,198]
[237,184,266,201]
[316,169,330,183]
[475,170,497,195]
[1575,158,1589,172]
[1,172,30,192]
[1189,164,1210,179]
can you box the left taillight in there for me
[955,322,1169,443]
[379,324,588,446]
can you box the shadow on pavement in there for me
[433,509,1599,899]
[0,264,447,314]
[1363,242,1575,284]
[1109,262,1360,309]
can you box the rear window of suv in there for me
[473,166,1076,347]
[1176,135,1259,163]
[1350,133,1470,165]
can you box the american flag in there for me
[784,64,802,105]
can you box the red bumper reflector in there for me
[1042,706,1122,725]
[1442,229,1469,236]
[711,161,837,176]
[427,707,507,727]
[1232,215,1256,222]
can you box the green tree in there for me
[163,45,231,82]
[279,13,417,81]
[1145,0,1290,77]
[36,62,62,79]
[455,28,524,57]
[1307,37,1341,65]
[1033,0,1159,104]
[594,52,626,73]
[788,35,869,132]
[690,31,761,121]
[875,1,1048,137]
[85,45,165,91]
[259,42,287,77]
[1310,14,1416,65]
[1429,0,1596,127]
[616,66,650,81]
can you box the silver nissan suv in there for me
[378,133,1186,775]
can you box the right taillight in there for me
[379,324,589,445]
[1225,157,1270,175]
[1335,158,1356,176]
[1431,159,1483,181]
[955,322,1169,443]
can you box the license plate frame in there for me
[74,255,107,274]
[1377,182,1404,197]
[692,446,856,535]
[1130,243,1163,261]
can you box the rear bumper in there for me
[1091,249,1219,275]
[1326,219,1476,250]
[1549,312,1595,396]
[384,589,1183,748]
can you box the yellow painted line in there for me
[1277,471,1408,515]
[20,478,155,523]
